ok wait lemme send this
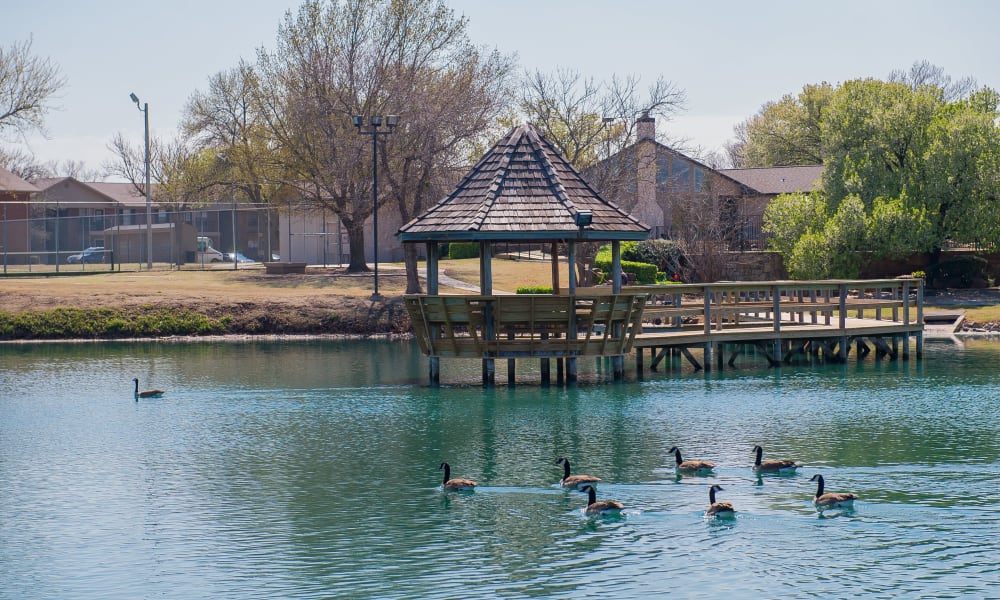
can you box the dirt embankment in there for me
[0,269,413,339]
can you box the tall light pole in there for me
[129,92,153,270]
[353,114,399,300]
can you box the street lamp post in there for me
[129,92,153,270]
[353,114,399,300]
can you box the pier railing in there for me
[626,278,923,335]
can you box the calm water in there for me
[1,338,998,599]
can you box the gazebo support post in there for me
[611,240,624,380]
[480,241,495,387]
[427,242,440,385]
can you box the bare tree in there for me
[0,37,66,141]
[254,0,515,287]
[519,68,686,284]
[182,62,278,209]
[0,145,48,180]
[889,60,977,102]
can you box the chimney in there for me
[637,113,655,142]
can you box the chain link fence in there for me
[0,205,279,274]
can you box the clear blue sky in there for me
[7,0,1000,174]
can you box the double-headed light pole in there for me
[129,92,153,270]
[353,114,399,300]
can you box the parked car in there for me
[222,252,255,263]
[67,247,106,264]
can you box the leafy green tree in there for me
[820,79,941,208]
[761,192,827,257]
[727,83,832,168]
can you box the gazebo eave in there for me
[397,230,649,243]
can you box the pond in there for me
[1,337,998,598]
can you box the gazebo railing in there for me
[404,293,647,359]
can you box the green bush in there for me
[448,242,479,259]
[622,239,684,274]
[593,246,659,284]
[516,286,554,294]
[926,256,989,289]
[0,307,227,339]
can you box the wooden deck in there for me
[625,278,923,371]
[404,278,924,383]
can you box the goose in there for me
[668,446,715,473]
[809,474,857,510]
[579,484,623,515]
[133,378,165,400]
[752,445,801,473]
[439,462,477,491]
[705,484,735,517]
[555,457,602,490]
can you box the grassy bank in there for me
[0,260,996,340]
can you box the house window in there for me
[157,209,169,224]
[694,168,705,192]
[122,210,135,226]
[671,157,690,188]
[90,209,105,230]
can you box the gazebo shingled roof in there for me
[398,123,649,242]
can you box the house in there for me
[594,115,822,251]
[0,166,41,265]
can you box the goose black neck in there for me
[586,486,596,505]
[709,487,718,504]
[441,463,450,484]
[561,459,571,479]
[754,446,763,466]
[673,449,683,465]
[814,475,825,497]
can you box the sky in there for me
[6,0,1000,176]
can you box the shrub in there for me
[516,286,553,294]
[448,242,479,259]
[926,256,989,289]
[622,239,684,274]
[593,246,659,284]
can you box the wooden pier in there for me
[405,278,924,384]
[629,278,923,372]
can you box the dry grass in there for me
[440,257,568,291]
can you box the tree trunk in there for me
[404,243,423,294]
[345,220,369,273]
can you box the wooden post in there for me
[427,241,440,385]
[481,242,494,387]
[551,242,560,294]
[902,279,910,360]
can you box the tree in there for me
[889,59,977,102]
[181,63,279,214]
[517,68,686,284]
[253,0,514,290]
[0,37,66,141]
[820,79,941,208]
[729,83,832,168]
[0,145,47,180]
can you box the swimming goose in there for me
[555,457,602,490]
[752,445,801,473]
[439,462,477,491]
[133,378,165,400]
[668,446,715,473]
[809,474,857,510]
[705,484,735,517]
[579,484,623,515]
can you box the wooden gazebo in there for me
[398,123,651,385]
